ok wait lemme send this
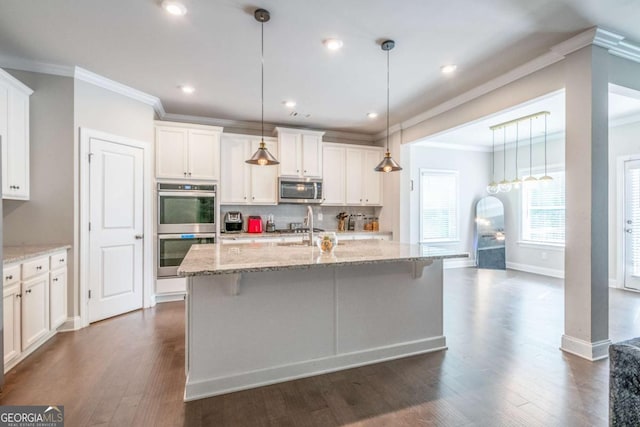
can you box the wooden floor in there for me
[2,268,639,426]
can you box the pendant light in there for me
[538,113,553,182]
[486,129,499,194]
[374,40,402,173]
[511,122,521,189]
[524,117,537,183]
[498,128,512,192]
[246,9,279,166]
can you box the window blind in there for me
[521,171,565,244]
[421,171,458,242]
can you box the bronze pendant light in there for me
[246,9,279,166]
[375,40,402,173]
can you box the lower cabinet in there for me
[3,249,68,371]
[3,284,21,365]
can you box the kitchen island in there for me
[178,240,468,401]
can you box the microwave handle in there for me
[314,183,318,200]
[158,233,217,240]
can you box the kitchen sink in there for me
[276,242,311,247]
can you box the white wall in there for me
[408,145,490,265]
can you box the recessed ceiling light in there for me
[441,64,457,74]
[283,100,297,108]
[180,85,195,94]
[323,39,344,51]
[367,112,378,119]
[162,0,187,16]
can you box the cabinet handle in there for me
[244,196,247,200]
[360,199,362,202]
[36,266,42,270]
[26,289,32,294]
[183,172,187,177]
[188,172,192,176]
[16,186,19,189]
[53,278,59,282]
[60,259,64,262]
[296,170,299,173]
[304,170,307,173]
[16,294,21,298]
[5,275,12,280]
[252,196,255,200]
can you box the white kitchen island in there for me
[178,240,467,401]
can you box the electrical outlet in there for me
[317,212,323,221]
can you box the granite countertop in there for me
[178,240,468,276]
[220,230,393,239]
[4,244,71,265]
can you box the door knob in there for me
[135,235,144,240]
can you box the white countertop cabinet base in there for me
[184,259,445,401]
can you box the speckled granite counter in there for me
[4,244,71,265]
[219,230,393,240]
[178,240,467,276]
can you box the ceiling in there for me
[417,86,640,148]
[1,0,640,134]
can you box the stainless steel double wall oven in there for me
[157,183,217,277]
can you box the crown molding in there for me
[0,55,75,77]
[73,67,164,116]
[0,67,34,95]
[380,26,640,143]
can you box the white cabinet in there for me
[3,249,68,372]
[3,284,21,365]
[21,274,49,350]
[322,145,346,205]
[220,134,278,205]
[155,122,222,181]
[49,268,67,331]
[0,68,32,200]
[325,143,383,207]
[275,127,324,178]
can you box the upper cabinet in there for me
[155,121,222,181]
[0,68,32,200]
[323,143,383,207]
[275,127,324,178]
[220,134,279,205]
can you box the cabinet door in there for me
[322,145,346,205]
[345,149,364,205]
[3,284,21,365]
[250,139,278,204]
[50,269,67,331]
[0,81,9,197]
[363,149,383,205]
[5,88,29,200]
[156,127,188,179]
[278,132,301,177]
[22,275,49,350]
[220,136,250,204]
[301,133,322,177]
[187,129,220,180]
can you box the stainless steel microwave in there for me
[278,178,323,204]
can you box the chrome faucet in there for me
[306,205,314,246]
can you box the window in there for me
[521,170,565,244]
[420,170,458,242]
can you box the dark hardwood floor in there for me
[2,268,639,426]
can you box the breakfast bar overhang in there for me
[178,240,468,401]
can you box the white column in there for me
[562,45,610,360]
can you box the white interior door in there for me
[624,159,640,290]
[89,136,144,322]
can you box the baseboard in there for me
[155,293,186,304]
[184,336,447,401]
[506,262,564,278]
[444,258,476,269]
[560,335,611,361]
[57,316,83,332]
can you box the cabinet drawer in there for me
[3,265,20,287]
[50,251,67,270]
[22,256,49,280]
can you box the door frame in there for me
[79,127,153,328]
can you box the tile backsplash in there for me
[221,205,380,231]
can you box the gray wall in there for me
[2,69,75,315]
[408,145,491,263]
